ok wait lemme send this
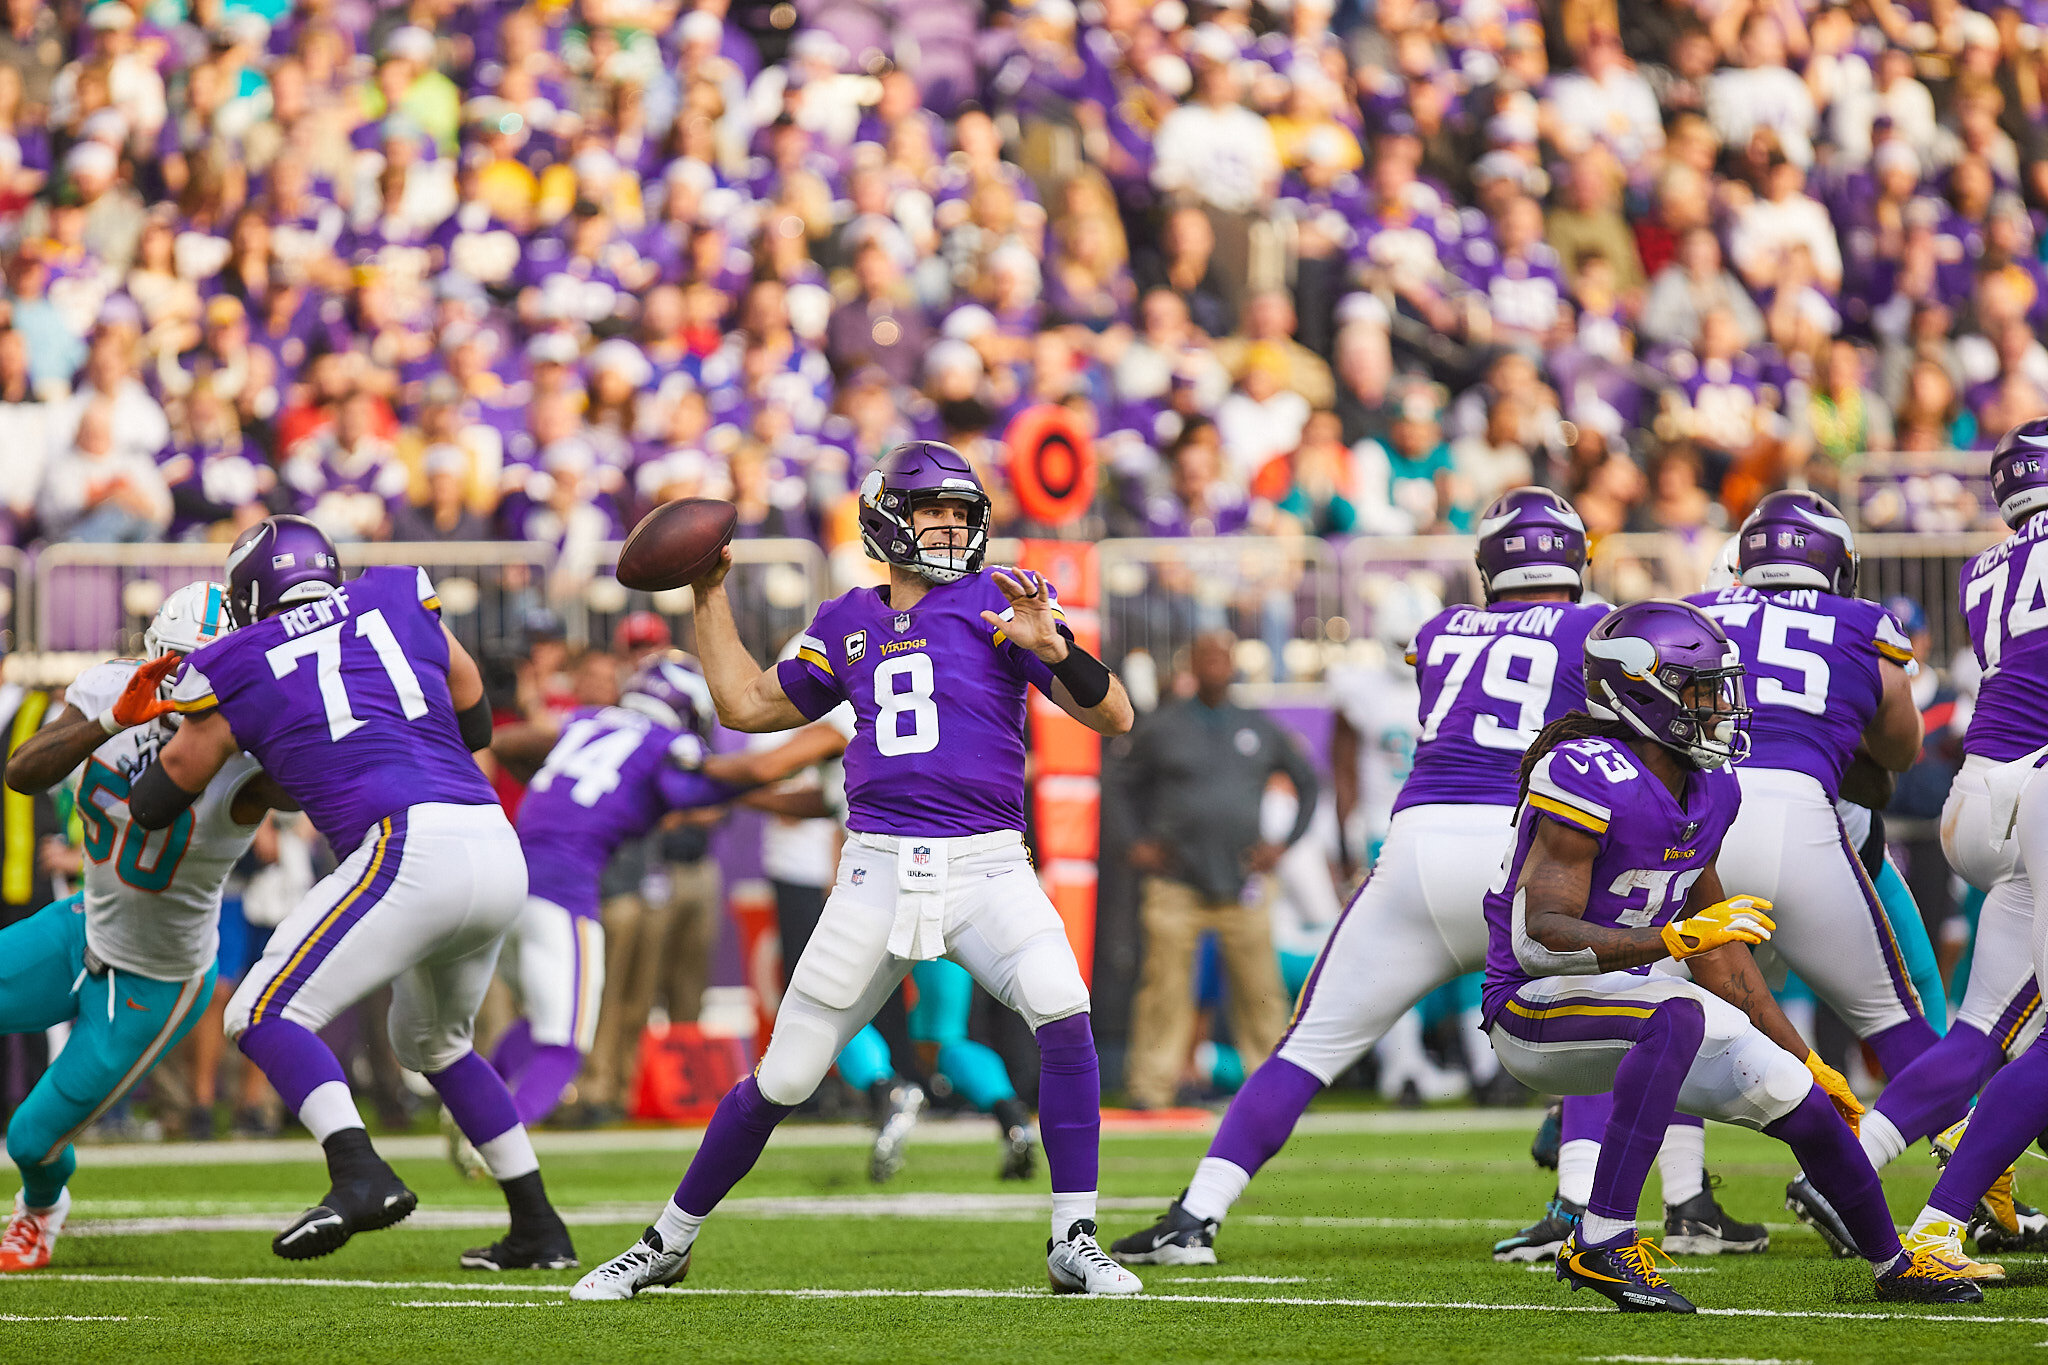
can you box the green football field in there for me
[0,1107,2038,1364]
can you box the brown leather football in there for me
[615,498,738,591]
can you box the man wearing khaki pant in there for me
[1118,632,1319,1110]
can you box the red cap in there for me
[614,610,672,653]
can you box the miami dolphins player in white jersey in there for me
[0,583,290,1270]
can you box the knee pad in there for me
[390,1011,475,1076]
[1012,939,1091,1031]
[1648,997,1707,1051]
[757,1011,842,1106]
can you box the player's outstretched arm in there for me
[701,721,849,788]
[1514,819,1672,974]
[983,569,1135,736]
[1675,863,1809,1054]
[130,709,241,830]
[691,547,809,732]
[5,655,182,795]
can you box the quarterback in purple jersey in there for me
[1899,419,2048,1275]
[128,516,574,1273]
[575,442,1142,1301]
[1482,600,1976,1312]
[485,656,741,1130]
[1114,489,1620,1267]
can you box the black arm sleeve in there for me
[129,761,205,830]
[458,696,494,752]
[1049,642,1114,708]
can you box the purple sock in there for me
[1928,1038,2048,1223]
[429,1049,522,1146]
[1872,1022,2000,1146]
[1766,1084,1902,1261]
[492,1019,537,1088]
[511,1043,584,1126]
[1865,1016,1940,1083]
[1036,1014,1100,1194]
[1561,1091,1612,1144]
[1587,999,1703,1229]
[238,1018,347,1113]
[673,1076,793,1216]
[1206,1056,1323,1175]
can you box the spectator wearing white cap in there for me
[1151,34,1279,311]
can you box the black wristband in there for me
[458,696,494,752]
[1049,643,1113,708]
[130,761,203,830]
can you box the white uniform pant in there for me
[1489,971,1813,1130]
[499,897,606,1053]
[225,802,528,1075]
[1276,802,1508,1083]
[1942,756,2046,1055]
[757,829,1088,1108]
[1719,767,1924,1039]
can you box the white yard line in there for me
[1584,1357,1812,1364]
[69,1108,1544,1169]
[0,1313,134,1321]
[9,1273,2043,1326]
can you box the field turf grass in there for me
[0,1107,2038,1364]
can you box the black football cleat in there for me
[1110,1193,1218,1265]
[1493,1192,1583,1262]
[460,1219,579,1271]
[1556,1231,1696,1313]
[1785,1174,1861,1258]
[1530,1103,1562,1171]
[272,1163,417,1260]
[1663,1173,1769,1255]
[1874,1246,1985,1304]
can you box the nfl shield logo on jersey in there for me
[912,845,931,865]
[894,612,913,633]
[1679,820,1700,842]
[851,868,866,886]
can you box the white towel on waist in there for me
[889,839,949,960]
[1986,742,2048,852]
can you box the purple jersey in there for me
[1394,601,1608,814]
[1481,736,1742,1022]
[516,706,738,919]
[1960,512,2048,760]
[175,566,496,858]
[774,569,1063,838]
[1689,587,1913,798]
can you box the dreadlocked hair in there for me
[1516,712,1638,798]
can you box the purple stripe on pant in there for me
[251,811,409,1025]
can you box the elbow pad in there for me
[129,762,204,831]
[458,697,494,752]
[1510,889,1600,978]
[1049,641,1113,709]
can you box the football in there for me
[616,497,739,591]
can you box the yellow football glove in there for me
[1806,1050,1863,1133]
[1658,895,1775,960]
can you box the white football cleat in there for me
[0,1189,69,1273]
[441,1106,489,1182]
[570,1226,692,1301]
[1048,1219,1143,1295]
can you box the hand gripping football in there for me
[616,498,738,591]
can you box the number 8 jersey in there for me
[173,565,498,857]
[63,659,264,980]
[775,568,1067,838]
[1393,600,1611,812]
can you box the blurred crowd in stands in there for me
[0,0,2039,570]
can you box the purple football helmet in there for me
[1475,487,1587,602]
[223,515,342,627]
[1584,600,1750,769]
[858,441,990,584]
[1990,417,2048,529]
[621,651,714,739]
[1737,490,1858,595]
